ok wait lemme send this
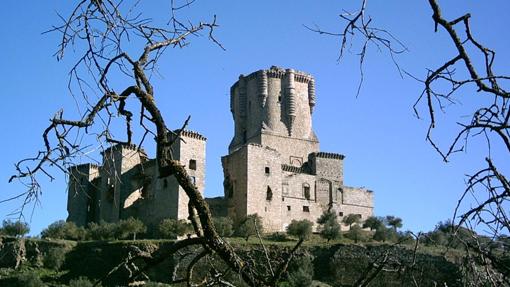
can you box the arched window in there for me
[303,183,311,200]
[266,186,273,201]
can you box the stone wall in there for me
[67,164,100,227]
[245,144,283,232]
[174,131,206,220]
[99,144,143,223]
[67,130,207,233]
[221,145,248,224]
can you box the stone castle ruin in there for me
[67,66,373,233]
[67,131,206,231]
[222,66,373,232]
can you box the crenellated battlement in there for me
[312,152,345,160]
[176,129,207,141]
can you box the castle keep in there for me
[67,66,373,233]
[222,66,373,232]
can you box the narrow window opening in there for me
[265,167,270,174]
[266,186,273,201]
[287,205,291,211]
[303,206,310,212]
[242,131,247,143]
[264,207,267,212]
[303,183,311,200]
[189,159,197,170]
[339,211,344,217]
[107,185,114,202]
[141,178,151,198]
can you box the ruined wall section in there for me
[337,186,374,222]
[172,130,207,220]
[245,144,282,232]
[281,170,323,231]
[309,152,344,184]
[221,147,248,224]
[98,144,143,223]
[67,164,100,227]
[119,160,179,232]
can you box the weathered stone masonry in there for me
[67,131,206,232]
[67,66,373,234]
[222,66,374,232]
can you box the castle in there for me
[66,131,206,230]
[67,66,373,233]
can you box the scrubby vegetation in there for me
[0,220,30,237]
[286,219,313,241]
[158,218,191,239]
[212,216,234,237]
[234,213,264,241]
[1,214,506,286]
[317,210,341,242]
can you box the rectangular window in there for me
[303,206,310,212]
[189,159,197,170]
[265,167,270,174]
[339,212,344,217]
[287,205,291,211]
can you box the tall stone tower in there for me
[229,66,319,165]
[223,66,374,232]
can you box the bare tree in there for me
[309,0,509,284]
[7,1,301,286]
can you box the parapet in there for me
[176,129,207,141]
[67,163,100,172]
[281,164,309,174]
[310,152,345,160]
[101,143,142,155]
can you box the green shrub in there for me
[234,214,263,241]
[385,215,403,232]
[341,214,360,228]
[362,216,384,231]
[14,271,45,287]
[373,226,388,242]
[317,210,341,242]
[267,232,289,242]
[158,219,191,239]
[286,219,313,241]
[43,246,67,270]
[287,254,314,287]
[87,221,116,240]
[213,217,234,237]
[41,220,86,240]
[1,219,30,237]
[344,225,368,243]
[116,217,146,240]
[144,282,171,287]
[69,277,100,287]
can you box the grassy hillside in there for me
[0,235,484,286]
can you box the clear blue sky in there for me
[1,1,509,236]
